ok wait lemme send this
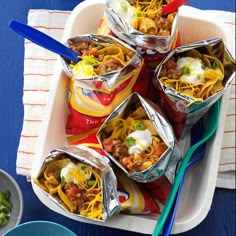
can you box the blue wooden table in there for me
[0,0,235,235]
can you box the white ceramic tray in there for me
[31,0,234,234]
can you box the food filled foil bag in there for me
[154,37,236,140]
[97,92,182,183]
[103,0,181,68]
[62,34,151,135]
[61,33,143,93]
[33,146,120,222]
[68,138,162,214]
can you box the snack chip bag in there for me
[69,136,161,214]
[61,34,151,135]
[102,0,181,68]
[97,92,182,183]
[154,38,236,140]
[144,175,172,205]
[33,146,120,222]
[115,167,161,214]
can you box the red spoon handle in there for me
[162,0,189,14]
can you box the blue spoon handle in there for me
[9,20,80,63]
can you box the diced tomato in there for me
[90,47,99,57]
[103,142,114,153]
[102,136,114,145]
[83,47,99,57]
[165,59,177,69]
[102,136,114,152]
[153,146,166,156]
[66,185,79,199]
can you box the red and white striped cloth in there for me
[16,10,71,177]
[16,6,235,188]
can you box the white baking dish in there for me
[31,0,234,234]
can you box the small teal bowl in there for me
[2,220,77,236]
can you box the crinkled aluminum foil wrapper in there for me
[61,34,142,93]
[104,0,179,52]
[97,92,182,183]
[154,38,236,140]
[34,146,120,222]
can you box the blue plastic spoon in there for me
[9,20,80,63]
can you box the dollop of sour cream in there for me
[60,162,91,185]
[60,162,77,183]
[109,0,135,26]
[127,129,152,155]
[176,57,205,84]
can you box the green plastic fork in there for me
[152,100,220,236]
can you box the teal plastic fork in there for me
[152,100,220,236]
[162,118,206,236]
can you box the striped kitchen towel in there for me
[16,9,71,177]
[217,78,235,189]
[16,6,235,188]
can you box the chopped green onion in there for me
[56,169,61,176]
[121,2,128,12]
[0,198,12,210]
[0,190,12,226]
[96,45,104,50]
[134,121,145,130]
[85,61,93,65]
[212,60,220,69]
[224,54,230,61]
[0,212,9,226]
[61,176,65,186]
[95,57,101,62]
[100,66,107,72]
[182,66,190,75]
[197,75,202,80]
[201,60,205,68]
[0,205,11,214]
[0,190,10,200]
[87,180,96,187]
[126,137,136,146]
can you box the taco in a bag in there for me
[34,147,120,221]
[97,93,182,183]
[62,34,142,93]
[154,38,236,140]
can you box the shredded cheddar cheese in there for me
[70,55,100,78]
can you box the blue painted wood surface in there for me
[0,0,235,235]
